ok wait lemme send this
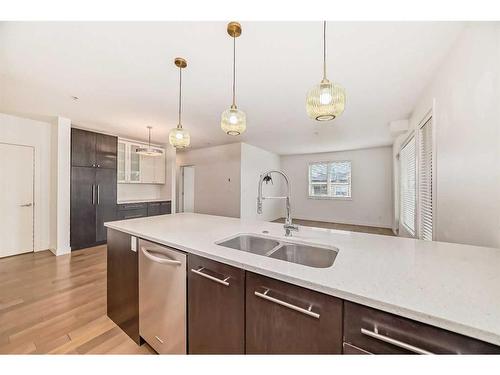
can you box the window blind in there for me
[418,118,433,241]
[400,136,416,236]
[309,161,351,198]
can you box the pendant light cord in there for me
[232,35,236,107]
[178,66,182,129]
[323,21,327,80]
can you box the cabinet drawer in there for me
[159,201,171,215]
[188,254,245,354]
[118,203,147,211]
[246,272,343,354]
[344,301,500,354]
[147,202,161,216]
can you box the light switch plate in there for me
[131,236,137,252]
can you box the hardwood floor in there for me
[0,245,154,354]
[273,218,395,236]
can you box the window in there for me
[418,117,433,241]
[309,161,351,199]
[399,136,416,236]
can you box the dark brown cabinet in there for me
[188,254,245,354]
[71,128,117,169]
[71,128,117,250]
[107,229,140,345]
[245,272,343,354]
[343,301,500,354]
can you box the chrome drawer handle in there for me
[141,247,182,266]
[254,288,320,319]
[191,267,230,286]
[360,328,434,355]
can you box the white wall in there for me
[50,117,71,255]
[240,143,282,221]
[281,146,394,228]
[406,23,500,248]
[176,143,241,218]
[0,113,53,252]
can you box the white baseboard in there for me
[49,246,72,256]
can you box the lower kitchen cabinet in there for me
[343,301,500,354]
[188,254,245,354]
[245,272,343,354]
[107,229,141,345]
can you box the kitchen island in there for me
[104,213,500,354]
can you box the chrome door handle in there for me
[97,185,100,205]
[254,288,320,319]
[20,203,33,207]
[91,184,95,205]
[141,247,182,266]
[190,267,230,286]
[360,328,434,354]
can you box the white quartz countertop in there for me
[117,198,170,204]
[104,213,500,346]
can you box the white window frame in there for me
[308,160,352,200]
[399,133,417,236]
[416,109,436,241]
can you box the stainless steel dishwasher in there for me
[139,239,186,354]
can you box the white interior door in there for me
[0,143,34,258]
[182,166,195,213]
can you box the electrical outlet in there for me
[131,236,137,252]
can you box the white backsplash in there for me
[117,183,167,202]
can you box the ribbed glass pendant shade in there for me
[306,79,346,121]
[221,106,246,135]
[169,126,190,149]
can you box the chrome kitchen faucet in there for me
[257,170,299,237]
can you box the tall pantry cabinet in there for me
[70,128,118,250]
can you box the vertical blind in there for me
[400,136,416,236]
[418,118,433,241]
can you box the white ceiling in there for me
[0,22,464,154]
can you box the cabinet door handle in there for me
[360,328,434,355]
[254,288,320,319]
[91,184,95,205]
[141,247,182,266]
[190,267,230,286]
[97,185,100,205]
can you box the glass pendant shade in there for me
[221,106,246,135]
[136,147,163,156]
[306,79,346,121]
[136,126,163,156]
[169,126,190,149]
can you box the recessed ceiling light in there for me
[71,96,79,101]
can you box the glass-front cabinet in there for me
[117,141,126,182]
[117,139,166,184]
[129,144,141,182]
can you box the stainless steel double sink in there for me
[216,234,338,268]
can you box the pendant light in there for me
[136,126,163,156]
[169,57,191,148]
[221,21,246,136]
[306,21,346,121]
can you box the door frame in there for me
[179,165,195,213]
[0,141,35,254]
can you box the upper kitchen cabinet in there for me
[71,128,116,169]
[117,139,166,184]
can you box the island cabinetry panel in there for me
[344,301,500,354]
[245,272,343,354]
[188,254,245,354]
[107,229,141,345]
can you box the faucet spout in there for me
[257,170,298,237]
